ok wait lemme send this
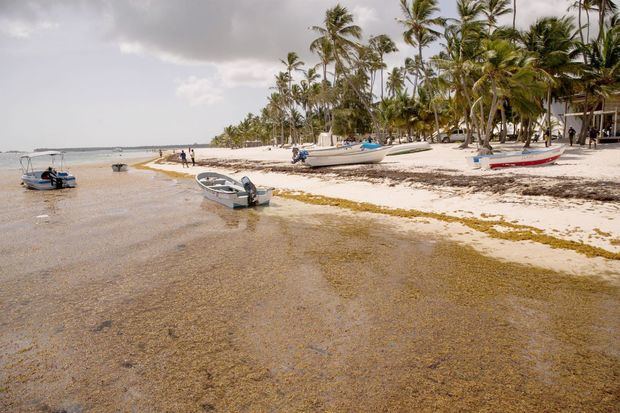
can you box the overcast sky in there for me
[0,0,577,151]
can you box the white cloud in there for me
[0,17,57,38]
[175,76,223,106]
[353,5,378,28]
[214,59,280,88]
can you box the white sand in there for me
[185,141,620,180]
[149,142,620,269]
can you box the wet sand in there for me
[0,163,619,412]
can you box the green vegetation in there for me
[212,1,619,152]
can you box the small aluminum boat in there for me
[467,145,565,169]
[20,151,77,190]
[196,172,273,208]
[111,163,128,172]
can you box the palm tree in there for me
[481,0,512,35]
[520,17,578,146]
[310,37,334,134]
[369,34,398,100]
[311,5,362,81]
[597,0,618,41]
[399,0,445,82]
[474,39,540,150]
[280,52,305,143]
[386,67,406,97]
[579,26,620,142]
[399,0,445,141]
[312,5,380,135]
[569,0,598,43]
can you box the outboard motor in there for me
[291,149,308,164]
[240,176,258,206]
[55,178,63,189]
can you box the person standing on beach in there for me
[180,150,189,168]
[159,149,163,157]
[588,127,598,149]
[568,127,576,146]
[190,148,195,166]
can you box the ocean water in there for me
[0,161,618,411]
[0,149,156,172]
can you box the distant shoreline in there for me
[33,144,211,152]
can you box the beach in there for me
[1,157,619,412]
[147,143,620,267]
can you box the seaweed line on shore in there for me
[274,190,620,261]
[176,156,620,203]
[135,159,619,260]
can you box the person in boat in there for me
[41,167,58,184]
[568,126,576,146]
[588,127,598,149]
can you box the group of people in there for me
[180,148,195,168]
[567,126,600,149]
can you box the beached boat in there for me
[467,145,565,169]
[111,163,128,172]
[305,143,362,156]
[387,142,431,156]
[20,151,77,190]
[195,172,273,208]
[304,146,391,167]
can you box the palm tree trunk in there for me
[562,100,569,143]
[460,109,471,149]
[513,0,517,32]
[598,0,605,41]
[500,103,507,143]
[586,8,590,43]
[380,56,385,101]
[524,119,532,148]
[579,89,589,145]
[578,1,585,47]
[546,87,553,147]
[484,82,501,150]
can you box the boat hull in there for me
[22,173,77,190]
[305,143,362,156]
[196,172,273,208]
[112,164,128,172]
[470,146,566,170]
[305,147,390,167]
[387,142,431,156]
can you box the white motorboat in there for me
[467,145,565,169]
[111,163,128,172]
[304,146,391,167]
[113,147,123,152]
[20,151,77,190]
[305,143,362,156]
[387,141,431,156]
[196,172,273,208]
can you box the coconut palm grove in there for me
[211,0,619,152]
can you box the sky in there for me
[0,0,579,151]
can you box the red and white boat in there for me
[469,145,565,170]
